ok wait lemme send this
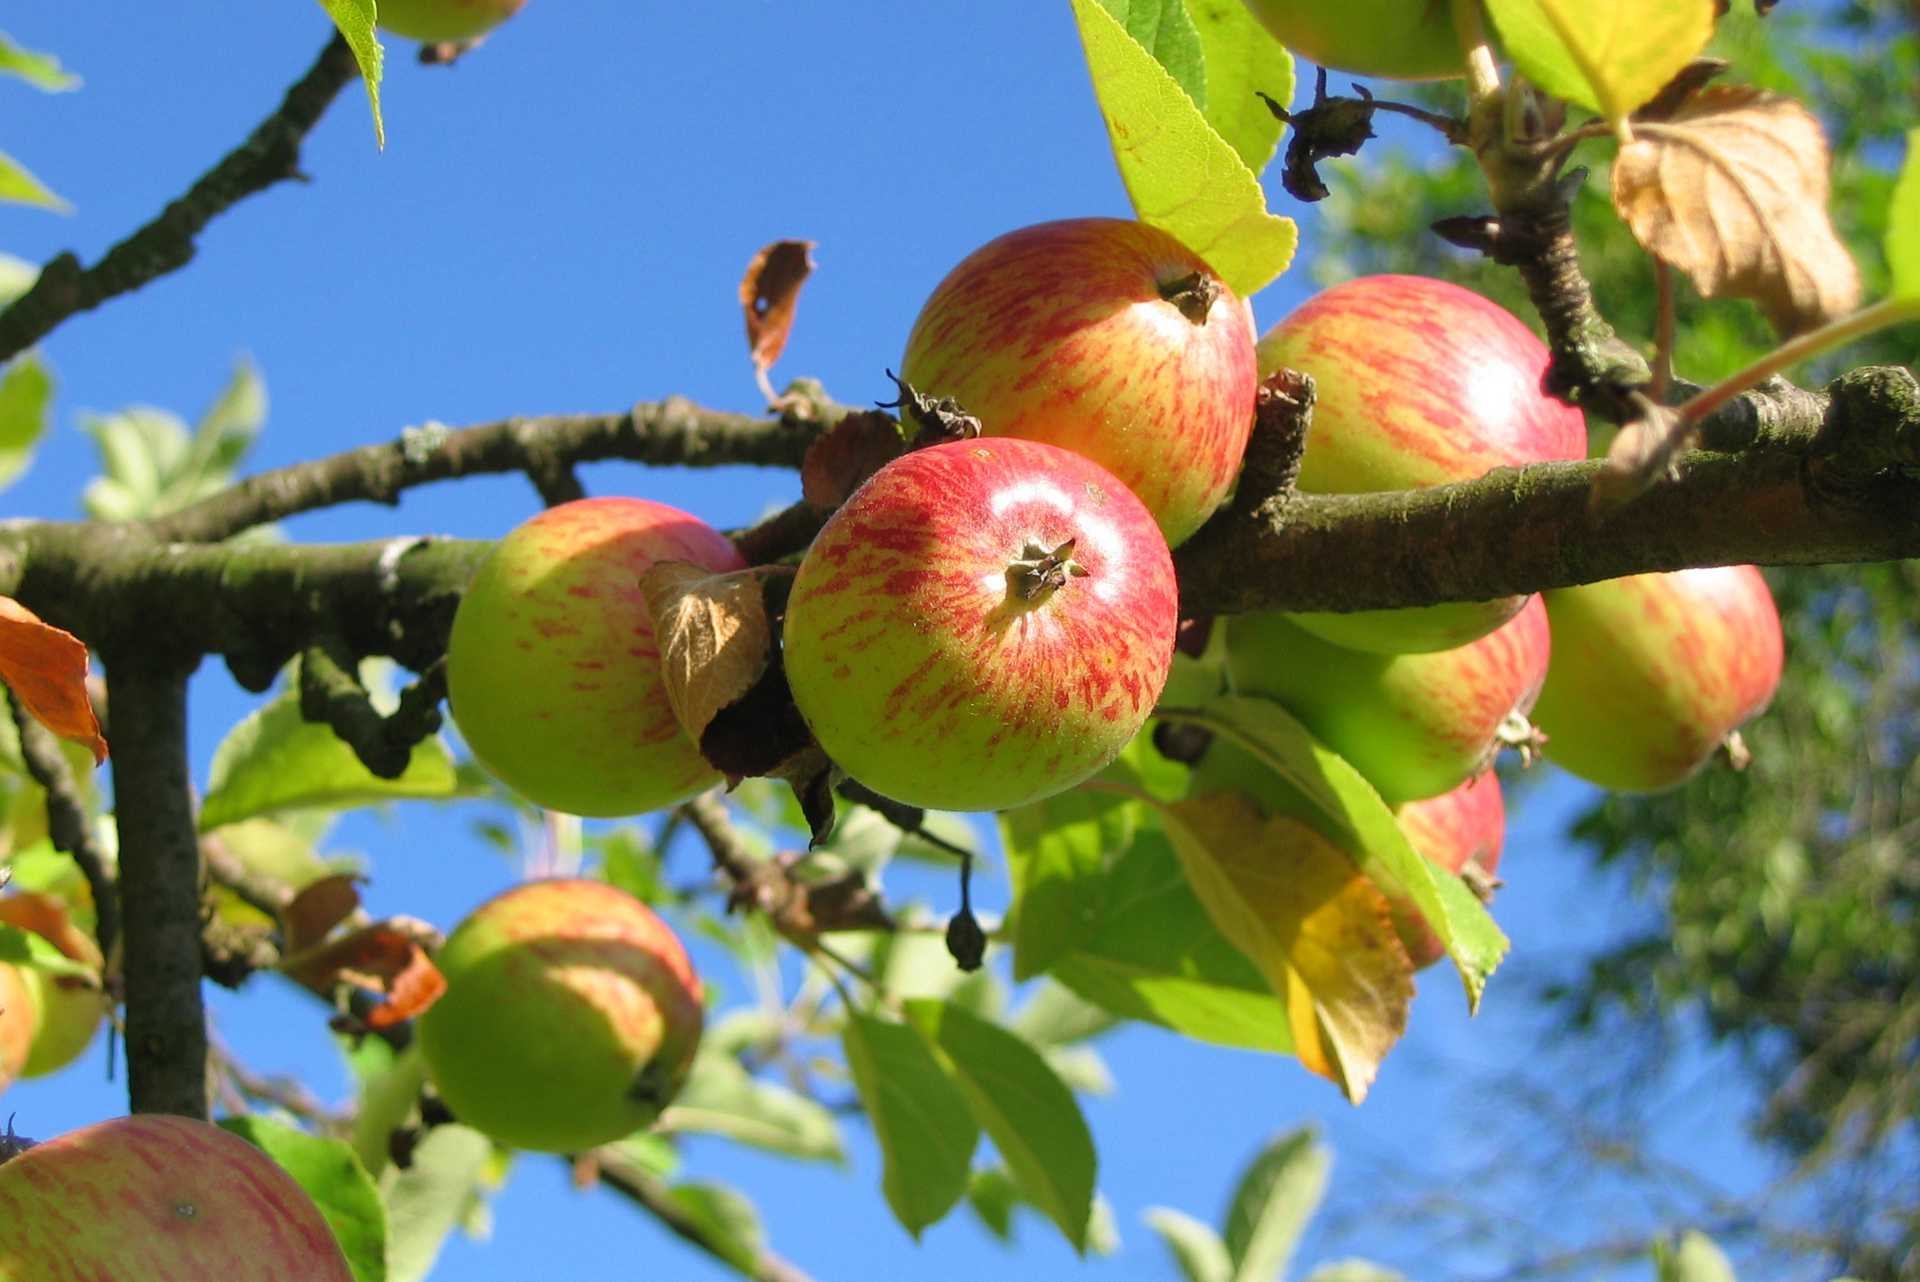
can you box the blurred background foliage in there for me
[1308,3,1920,1277]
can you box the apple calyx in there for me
[1158,270,1222,326]
[1007,538,1090,600]
[1496,710,1547,767]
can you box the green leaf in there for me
[0,254,38,306]
[347,1041,428,1179]
[0,33,79,91]
[315,0,386,149]
[868,928,1005,1018]
[1224,1128,1329,1282]
[0,150,68,212]
[0,922,96,982]
[1172,695,1507,1008]
[1010,979,1121,1046]
[382,1124,492,1282]
[1482,0,1716,125]
[841,1011,978,1237]
[1144,1207,1233,1282]
[1300,1263,1414,1282]
[967,1166,1022,1242]
[189,356,268,477]
[666,1182,765,1277]
[221,1116,388,1282]
[199,686,459,831]
[1094,0,1207,106]
[1001,784,1139,979]
[0,353,52,492]
[1053,825,1293,1053]
[1658,1231,1737,1282]
[660,1052,846,1164]
[1186,0,1292,175]
[1888,127,1920,303]
[903,999,1096,1253]
[1069,0,1296,297]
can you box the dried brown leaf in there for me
[641,562,773,745]
[282,916,446,1027]
[740,240,816,379]
[1590,401,1696,511]
[0,596,107,765]
[800,410,904,511]
[281,872,363,956]
[1612,84,1861,335]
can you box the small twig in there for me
[0,34,360,365]
[834,779,972,860]
[584,1144,820,1282]
[207,1031,349,1133]
[1651,258,1676,403]
[730,501,827,567]
[6,691,118,962]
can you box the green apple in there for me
[1532,566,1784,792]
[376,0,526,43]
[0,893,105,1077]
[1239,0,1465,80]
[418,878,704,1153]
[447,496,745,818]
[1224,595,1550,803]
[0,1114,353,1281]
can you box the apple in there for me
[898,218,1259,547]
[1257,274,1586,653]
[0,1114,353,1281]
[1224,594,1550,803]
[1239,0,1465,81]
[0,964,34,1096]
[1532,565,1785,792]
[1392,770,1504,969]
[783,438,1179,811]
[417,878,704,1153]
[375,0,526,43]
[447,496,746,818]
[0,893,106,1077]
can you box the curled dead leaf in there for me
[282,915,446,1029]
[280,872,365,957]
[0,596,108,765]
[740,240,817,396]
[641,562,774,746]
[800,410,905,511]
[1612,84,1862,335]
[1162,793,1412,1103]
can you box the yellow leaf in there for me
[1612,85,1861,336]
[1162,793,1411,1102]
[1484,0,1716,127]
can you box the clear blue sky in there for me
[2,5,1795,1280]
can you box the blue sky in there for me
[1,5,1796,1280]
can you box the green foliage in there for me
[379,1123,494,1282]
[222,1116,389,1282]
[1221,1128,1327,1282]
[1889,128,1920,300]
[0,352,52,491]
[315,0,385,148]
[82,359,269,521]
[841,1010,979,1237]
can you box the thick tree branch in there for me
[145,400,825,545]
[105,662,209,1119]
[0,34,359,365]
[5,691,119,962]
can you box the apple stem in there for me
[1008,538,1087,600]
[1159,271,1221,326]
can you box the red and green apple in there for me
[899,217,1259,548]
[417,878,704,1153]
[0,893,105,1078]
[375,0,526,42]
[782,438,1179,811]
[446,496,745,818]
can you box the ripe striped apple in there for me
[418,878,703,1153]
[1224,595,1550,803]
[0,893,105,1077]
[0,964,33,1097]
[898,218,1259,547]
[1532,566,1784,792]
[783,438,1179,811]
[1257,274,1586,653]
[1392,771,1504,969]
[0,1114,353,1281]
[376,0,526,42]
[1239,0,1465,80]
[447,497,745,818]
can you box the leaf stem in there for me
[1451,0,1503,105]
[1680,297,1920,427]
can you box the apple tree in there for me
[0,2,1915,1279]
